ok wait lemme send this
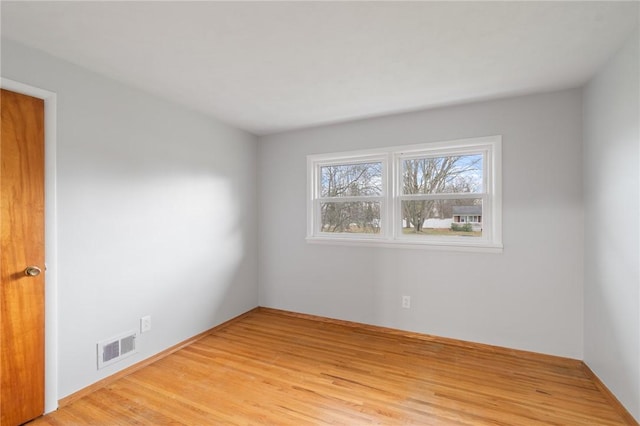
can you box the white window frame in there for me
[307,135,502,253]
[307,153,389,240]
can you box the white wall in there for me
[583,30,639,421]
[1,40,259,398]
[259,89,584,359]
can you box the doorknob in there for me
[24,266,42,277]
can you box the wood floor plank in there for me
[28,309,636,425]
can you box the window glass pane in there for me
[320,201,381,234]
[321,162,383,197]
[402,154,482,194]
[401,199,482,237]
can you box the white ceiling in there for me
[1,2,638,135]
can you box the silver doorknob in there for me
[24,266,42,277]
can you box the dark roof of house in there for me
[452,206,482,215]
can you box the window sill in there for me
[305,236,503,253]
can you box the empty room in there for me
[1,1,638,425]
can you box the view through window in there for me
[307,136,502,251]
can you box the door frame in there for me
[1,78,58,413]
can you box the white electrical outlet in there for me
[402,296,411,309]
[140,315,151,333]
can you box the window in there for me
[307,135,502,252]
[308,154,387,239]
[318,160,384,235]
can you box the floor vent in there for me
[97,330,138,369]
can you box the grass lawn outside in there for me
[319,226,481,237]
[402,227,482,237]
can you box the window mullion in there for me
[393,153,402,239]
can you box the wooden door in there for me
[1,89,45,426]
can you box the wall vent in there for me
[97,330,138,369]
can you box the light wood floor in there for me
[29,308,634,425]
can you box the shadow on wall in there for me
[56,117,257,397]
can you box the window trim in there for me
[306,135,502,252]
